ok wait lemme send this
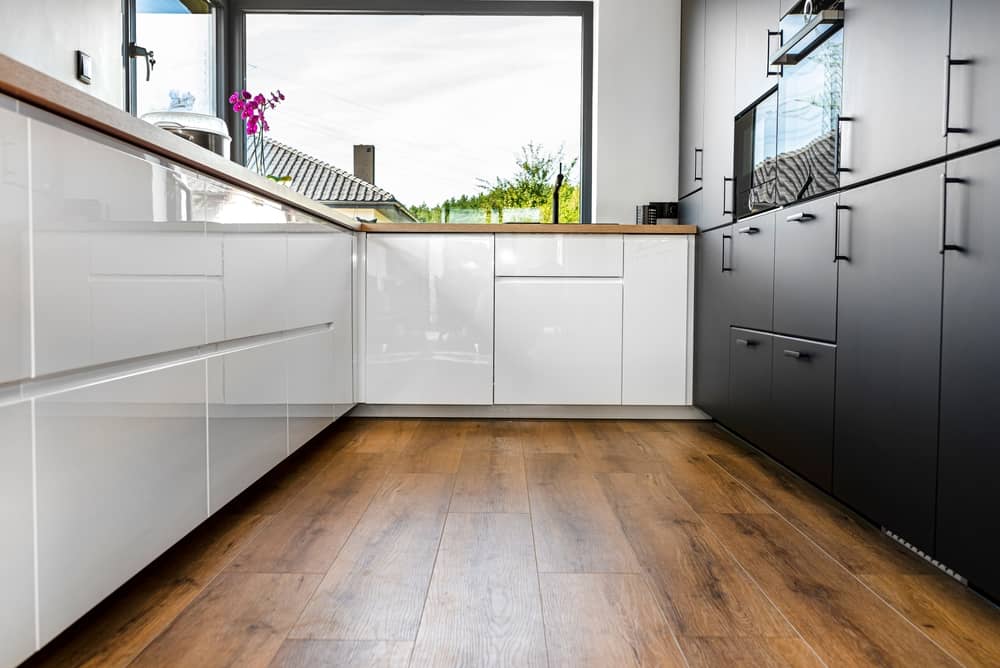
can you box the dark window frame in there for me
[225,0,594,222]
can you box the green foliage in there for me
[410,143,580,224]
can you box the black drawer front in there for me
[773,196,839,342]
[728,328,773,446]
[770,336,836,491]
[731,212,775,331]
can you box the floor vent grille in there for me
[883,529,968,584]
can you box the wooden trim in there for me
[0,55,359,231]
[360,223,697,235]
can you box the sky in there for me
[245,14,582,207]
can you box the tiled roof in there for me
[248,137,399,204]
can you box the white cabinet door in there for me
[495,234,623,276]
[0,102,30,384]
[0,402,35,667]
[365,234,494,404]
[622,236,693,405]
[494,277,623,405]
[35,362,207,644]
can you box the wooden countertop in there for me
[0,55,359,231]
[360,223,696,234]
[0,55,694,237]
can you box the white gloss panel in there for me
[0,402,35,667]
[220,231,288,340]
[30,116,207,375]
[365,234,494,405]
[495,233,623,277]
[35,363,207,644]
[0,106,30,383]
[622,236,692,405]
[494,277,623,405]
[208,343,288,513]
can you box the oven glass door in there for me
[735,89,779,219]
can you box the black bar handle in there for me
[766,30,783,77]
[735,338,758,348]
[943,57,973,136]
[940,175,967,253]
[786,212,815,223]
[783,349,809,360]
[723,177,734,216]
[694,148,703,182]
[834,204,850,262]
[836,116,853,173]
[721,233,733,272]
[737,225,760,235]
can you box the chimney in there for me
[353,145,375,184]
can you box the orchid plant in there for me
[229,89,289,182]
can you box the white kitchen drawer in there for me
[0,402,34,668]
[494,277,623,404]
[495,234,623,277]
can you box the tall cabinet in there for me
[679,0,706,199]
[700,0,737,231]
[946,0,1000,152]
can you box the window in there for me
[129,0,219,117]
[242,8,589,223]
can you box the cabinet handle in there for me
[721,233,733,272]
[786,212,815,223]
[942,56,973,137]
[737,225,760,235]
[736,338,758,348]
[694,148,704,182]
[783,349,809,360]
[834,204,850,262]
[836,116,853,173]
[766,30,783,77]
[939,174,967,253]
[723,177,734,216]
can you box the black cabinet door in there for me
[834,166,943,553]
[771,336,836,492]
[680,0,706,198]
[773,194,838,341]
[700,0,737,230]
[693,218,734,422]
[936,147,1000,601]
[839,0,951,184]
[734,0,781,113]
[731,211,774,332]
[947,0,1000,152]
[729,328,773,446]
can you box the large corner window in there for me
[129,0,219,117]
[242,5,590,224]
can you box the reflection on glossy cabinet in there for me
[35,362,207,644]
[209,344,288,513]
[365,234,494,405]
[495,234,622,277]
[622,236,692,405]
[288,330,352,451]
[495,277,623,405]
[0,103,30,384]
[30,116,208,375]
[0,402,34,668]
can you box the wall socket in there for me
[76,50,92,85]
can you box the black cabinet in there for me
[936,147,1000,601]
[728,328,772,446]
[680,0,706,198]
[693,217,734,422]
[734,0,781,113]
[773,194,839,342]
[839,0,951,184]
[833,166,943,552]
[730,211,774,332]
[947,0,1000,153]
[770,336,836,492]
[700,0,737,230]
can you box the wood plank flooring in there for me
[24,418,1000,667]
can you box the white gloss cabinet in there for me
[495,233,623,277]
[0,402,35,668]
[622,236,693,405]
[0,103,30,384]
[494,277,624,405]
[35,363,207,644]
[365,234,494,404]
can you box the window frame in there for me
[226,0,594,223]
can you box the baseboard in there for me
[347,404,710,420]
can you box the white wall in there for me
[0,0,124,108]
[593,0,681,223]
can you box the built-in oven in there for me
[734,0,844,219]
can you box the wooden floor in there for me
[25,419,1000,668]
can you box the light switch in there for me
[76,51,92,85]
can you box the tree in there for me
[409,143,580,223]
